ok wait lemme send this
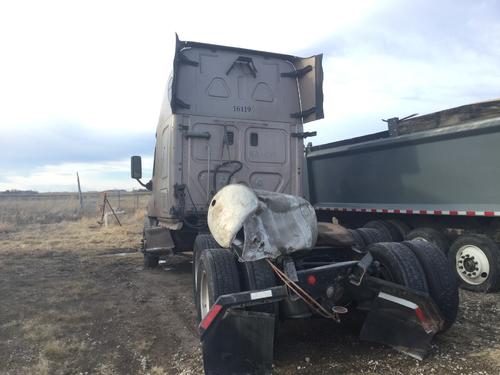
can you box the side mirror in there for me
[131,156,142,179]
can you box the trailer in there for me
[306,100,500,292]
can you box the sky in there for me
[1,0,499,192]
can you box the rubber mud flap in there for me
[359,292,437,360]
[202,309,275,375]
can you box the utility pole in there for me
[76,172,83,212]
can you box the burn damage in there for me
[208,184,318,261]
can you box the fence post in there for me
[76,172,83,213]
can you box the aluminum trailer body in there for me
[306,100,500,292]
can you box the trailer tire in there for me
[356,228,391,246]
[403,240,459,331]
[143,253,159,268]
[193,234,222,292]
[448,234,500,293]
[349,229,366,250]
[196,248,241,321]
[363,220,403,241]
[368,242,428,292]
[406,227,449,253]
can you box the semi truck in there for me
[131,36,459,374]
[306,100,500,293]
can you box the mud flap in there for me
[202,309,275,375]
[360,290,441,359]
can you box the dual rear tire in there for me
[193,234,277,321]
[368,241,459,331]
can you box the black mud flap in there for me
[202,309,275,375]
[360,289,442,360]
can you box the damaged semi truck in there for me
[131,37,459,374]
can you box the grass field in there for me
[0,192,203,375]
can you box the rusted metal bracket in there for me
[184,131,211,139]
[291,131,317,139]
[178,52,199,67]
[172,96,190,110]
[291,107,316,119]
[281,65,312,78]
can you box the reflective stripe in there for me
[199,304,223,330]
[314,206,500,217]
[378,292,418,310]
[250,290,273,300]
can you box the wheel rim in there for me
[456,244,490,285]
[194,259,199,288]
[199,269,210,319]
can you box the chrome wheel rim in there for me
[199,269,210,319]
[456,244,490,285]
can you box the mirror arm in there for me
[135,178,153,191]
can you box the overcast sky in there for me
[1,0,499,192]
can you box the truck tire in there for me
[193,234,222,292]
[143,253,159,268]
[403,240,459,331]
[356,227,391,246]
[349,229,366,250]
[239,260,278,314]
[368,242,428,292]
[196,248,241,321]
[448,234,500,293]
[406,227,449,253]
[363,220,403,241]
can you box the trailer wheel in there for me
[403,240,459,331]
[143,253,159,268]
[196,248,241,321]
[448,234,500,293]
[193,234,222,292]
[240,260,278,314]
[406,227,449,253]
[363,220,403,241]
[356,228,391,246]
[349,229,366,250]
[368,242,428,292]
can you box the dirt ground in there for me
[1,219,500,374]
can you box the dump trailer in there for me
[132,37,459,374]
[306,100,500,293]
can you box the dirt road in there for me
[1,246,500,374]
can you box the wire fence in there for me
[0,191,151,225]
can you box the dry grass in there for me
[0,192,150,225]
[0,207,146,254]
[0,221,15,233]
